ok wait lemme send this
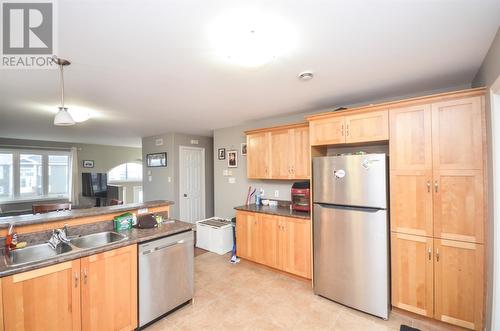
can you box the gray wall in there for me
[472,27,500,331]
[213,113,309,219]
[142,133,214,219]
[0,138,142,213]
[473,28,500,88]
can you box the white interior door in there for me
[179,146,205,223]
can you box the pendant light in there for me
[53,56,75,126]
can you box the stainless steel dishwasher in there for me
[139,230,194,328]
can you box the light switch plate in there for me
[274,190,280,198]
[168,177,171,183]
[228,177,236,184]
[148,176,152,182]
[190,139,199,145]
[155,138,163,146]
[223,169,228,176]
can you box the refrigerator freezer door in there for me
[313,203,389,319]
[313,154,387,209]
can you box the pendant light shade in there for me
[54,107,75,126]
[53,56,75,126]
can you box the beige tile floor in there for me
[144,252,454,331]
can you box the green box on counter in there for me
[114,212,133,231]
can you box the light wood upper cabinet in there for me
[345,110,389,143]
[270,129,292,179]
[434,239,484,331]
[247,132,270,179]
[389,104,432,171]
[432,97,483,170]
[81,245,137,331]
[280,216,311,279]
[309,110,389,146]
[309,116,345,146]
[2,260,81,331]
[290,126,310,179]
[390,170,433,237]
[391,233,434,318]
[433,170,484,244]
[247,124,309,180]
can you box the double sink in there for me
[6,231,128,267]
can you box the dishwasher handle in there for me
[142,239,186,255]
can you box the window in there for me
[0,153,13,200]
[49,155,69,195]
[108,163,142,182]
[20,154,43,197]
[0,149,71,202]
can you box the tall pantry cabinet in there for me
[390,95,486,330]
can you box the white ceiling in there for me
[0,0,499,147]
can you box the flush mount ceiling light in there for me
[209,9,297,67]
[298,71,314,81]
[53,56,75,126]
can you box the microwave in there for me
[291,181,310,212]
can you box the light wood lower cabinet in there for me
[434,239,484,330]
[2,260,81,331]
[280,217,311,278]
[391,233,484,330]
[81,245,137,331]
[236,211,311,279]
[1,245,137,331]
[391,233,434,318]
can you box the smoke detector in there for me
[298,71,314,81]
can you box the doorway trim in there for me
[490,76,500,331]
[179,145,206,222]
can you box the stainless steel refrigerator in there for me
[313,153,389,319]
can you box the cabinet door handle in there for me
[83,268,88,285]
[427,248,432,260]
[436,248,440,262]
[340,124,344,136]
[346,124,350,136]
[74,272,79,288]
[427,181,431,193]
[434,180,439,193]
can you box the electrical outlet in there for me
[223,169,228,176]
[260,188,265,196]
[228,177,236,184]
[274,190,280,198]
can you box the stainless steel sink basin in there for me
[70,231,127,249]
[7,243,73,266]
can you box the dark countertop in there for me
[234,204,310,220]
[0,219,194,278]
[0,200,174,228]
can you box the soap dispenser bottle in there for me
[5,224,17,252]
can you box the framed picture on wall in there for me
[82,160,94,168]
[218,148,226,160]
[147,152,167,167]
[241,143,247,156]
[227,150,238,168]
